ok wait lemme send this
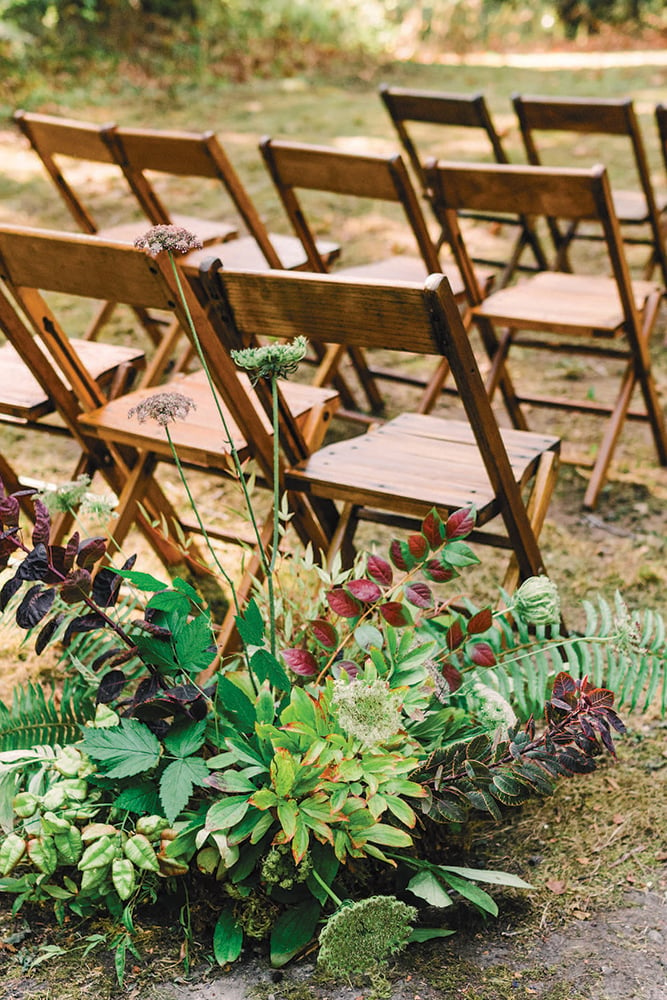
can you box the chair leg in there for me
[583,363,636,510]
[502,449,559,593]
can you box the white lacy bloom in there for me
[332,678,403,746]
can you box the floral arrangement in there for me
[0,226,662,985]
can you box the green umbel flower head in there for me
[512,576,561,626]
[231,336,308,384]
[318,895,417,976]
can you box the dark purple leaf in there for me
[335,659,359,678]
[446,508,476,539]
[0,495,20,527]
[35,612,65,654]
[552,672,577,701]
[310,618,338,650]
[389,539,413,571]
[97,670,127,704]
[441,662,462,693]
[366,555,393,587]
[16,544,49,582]
[60,568,92,605]
[469,642,496,667]
[281,648,318,676]
[133,619,173,639]
[63,612,106,646]
[346,579,382,603]
[447,621,465,651]
[92,566,123,607]
[587,687,615,709]
[15,585,55,629]
[92,646,134,672]
[0,574,21,612]
[378,601,413,627]
[404,582,433,608]
[326,588,362,619]
[31,498,51,550]
[63,532,80,574]
[76,537,107,569]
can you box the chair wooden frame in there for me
[379,85,548,285]
[512,94,667,286]
[195,263,561,591]
[259,136,486,414]
[425,159,667,509]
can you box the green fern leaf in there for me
[0,681,96,751]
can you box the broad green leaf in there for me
[174,615,216,674]
[407,870,454,908]
[82,719,161,779]
[163,719,207,758]
[213,907,243,965]
[146,590,191,616]
[111,569,168,591]
[439,865,533,889]
[270,898,321,968]
[206,795,251,831]
[271,748,297,798]
[160,756,210,824]
[277,799,298,839]
[364,823,413,847]
[354,623,384,651]
[216,679,256,732]
[438,871,498,916]
[408,927,456,942]
[173,577,203,603]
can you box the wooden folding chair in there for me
[12,110,237,344]
[0,225,336,586]
[379,85,548,285]
[102,125,339,274]
[259,137,492,414]
[195,263,560,591]
[512,95,667,286]
[425,160,667,510]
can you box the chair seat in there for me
[286,412,559,524]
[98,214,238,247]
[182,233,340,273]
[474,271,661,334]
[611,188,667,224]
[77,370,339,468]
[0,339,145,421]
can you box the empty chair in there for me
[194,263,560,591]
[103,125,339,274]
[512,94,667,285]
[259,136,492,413]
[379,85,548,284]
[425,159,667,509]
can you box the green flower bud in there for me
[512,576,561,626]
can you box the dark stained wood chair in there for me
[512,94,667,286]
[259,136,494,414]
[425,159,667,510]
[0,226,338,592]
[194,264,560,592]
[379,85,548,285]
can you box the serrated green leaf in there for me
[113,782,161,815]
[159,756,210,824]
[235,598,264,647]
[206,795,251,831]
[163,719,207,758]
[216,678,256,732]
[146,591,191,616]
[111,569,168,591]
[82,719,161,778]
[251,649,291,692]
[174,614,216,674]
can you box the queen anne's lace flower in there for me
[128,392,196,427]
[332,678,403,746]
[231,336,308,384]
[318,896,417,976]
[134,225,203,258]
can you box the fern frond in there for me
[0,681,96,751]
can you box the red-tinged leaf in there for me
[60,568,92,605]
[310,619,338,650]
[423,558,455,583]
[379,601,413,627]
[366,555,393,587]
[467,608,492,635]
[0,494,20,527]
[347,579,382,604]
[421,509,444,549]
[587,688,615,709]
[31,498,51,550]
[407,533,429,560]
[446,508,476,539]
[469,642,496,667]
[63,532,80,574]
[326,588,362,619]
[281,648,318,677]
[76,537,107,569]
[552,672,577,701]
[336,660,359,678]
[389,539,413,571]
[441,662,462,692]
[447,620,465,651]
[404,582,433,609]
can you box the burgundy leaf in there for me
[423,557,455,583]
[97,669,127,704]
[447,620,465,651]
[587,687,615,709]
[404,582,433,608]
[63,532,80,574]
[467,608,493,635]
[552,672,577,701]
[92,646,134,672]
[407,533,429,560]
[76,536,107,569]
[63,612,105,646]
[469,642,497,667]
[310,618,338,649]
[446,507,476,539]
[92,566,123,607]
[281,647,318,676]
[421,509,444,549]
[441,661,462,693]
[16,544,49,582]
[326,588,362,619]
[60,568,92,605]
[389,539,412,571]
[15,585,55,630]
[379,601,413,627]
[336,659,359,678]
[35,612,64,655]
[347,579,382,603]
[31,498,51,550]
[0,575,21,612]
[366,555,393,587]
[0,495,20,528]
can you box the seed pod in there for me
[59,779,89,803]
[81,822,118,844]
[0,833,27,875]
[123,834,159,872]
[157,853,190,878]
[53,746,83,778]
[78,834,117,871]
[41,811,72,836]
[80,864,110,894]
[111,858,136,901]
[54,826,83,866]
[41,785,68,811]
[12,792,39,819]
[135,815,170,840]
[27,836,58,875]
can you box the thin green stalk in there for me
[311,868,343,909]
